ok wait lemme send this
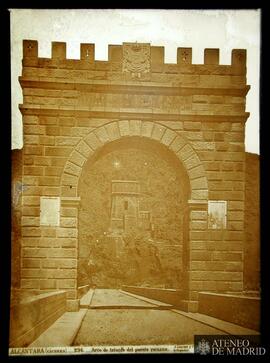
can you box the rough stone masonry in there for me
[11,40,258,312]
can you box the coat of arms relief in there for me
[122,42,151,75]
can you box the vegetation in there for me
[78,141,188,288]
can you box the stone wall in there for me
[17,40,249,311]
[244,153,260,292]
[9,290,66,347]
[122,285,184,307]
[11,150,23,289]
[198,292,260,331]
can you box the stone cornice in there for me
[19,77,250,97]
[19,105,250,123]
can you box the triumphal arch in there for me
[12,40,256,334]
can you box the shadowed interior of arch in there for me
[77,136,191,290]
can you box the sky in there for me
[10,9,260,154]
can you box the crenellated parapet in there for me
[22,40,246,76]
[19,40,249,122]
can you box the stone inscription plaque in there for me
[40,197,60,226]
[208,201,227,229]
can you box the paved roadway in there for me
[73,289,225,346]
[31,289,258,348]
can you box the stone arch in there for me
[60,120,208,200]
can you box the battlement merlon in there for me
[22,40,247,76]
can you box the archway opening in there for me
[77,136,191,289]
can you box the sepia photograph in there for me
[8,8,262,356]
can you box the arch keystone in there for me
[129,120,142,136]
[118,120,130,136]
[141,121,154,138]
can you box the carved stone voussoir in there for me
[122,42,151,74]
